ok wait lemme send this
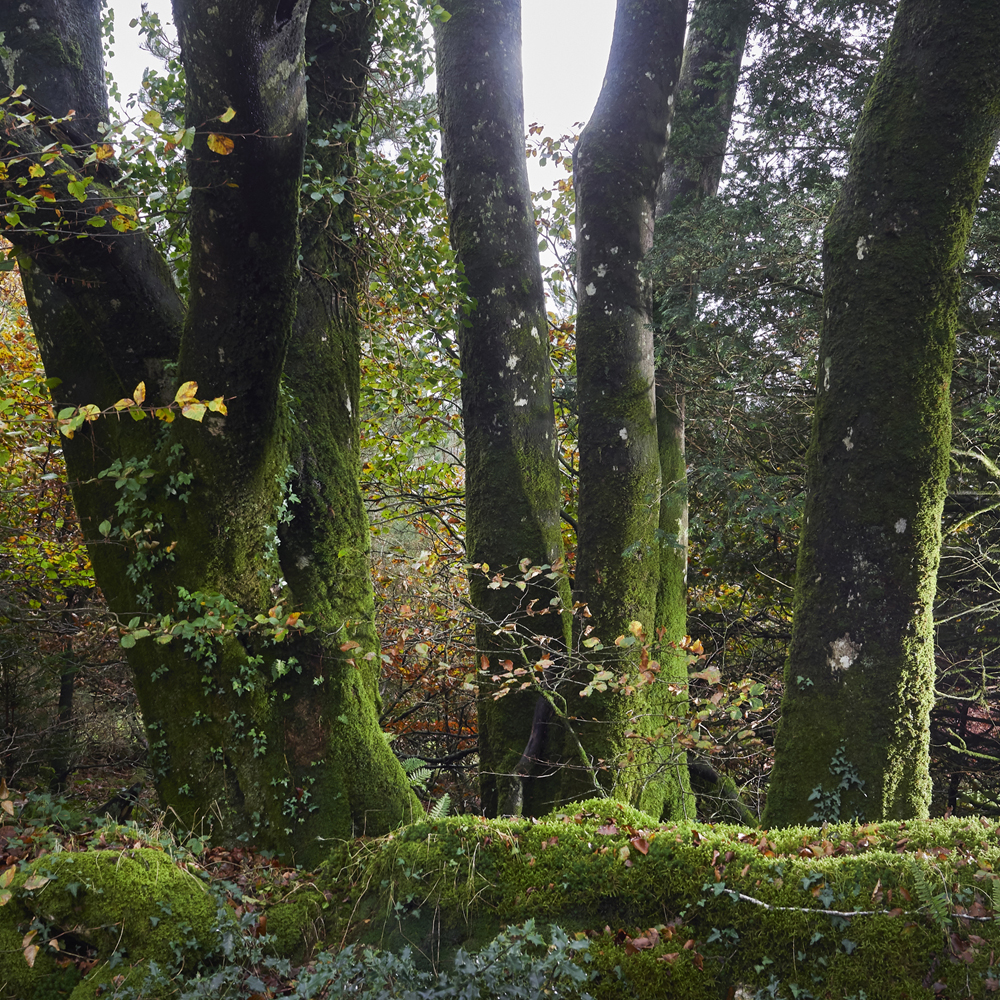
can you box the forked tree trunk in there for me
[435,0,571,818]
[2,0,416,865]
[764,0,1000,826]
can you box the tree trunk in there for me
[763,0,1000,826]
[655,0,754,218]
[434,0,571,818]
[572,0,688,817]
[1,0,416,865]
[652,0,754,814]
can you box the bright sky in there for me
[105,1,616,187]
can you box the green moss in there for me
[340,806,1000,998]
[1,848,236,1000]
[262,887,329,960]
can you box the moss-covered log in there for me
[764,0,1000,826]
[0,1,416,864]
[434,0,571,818]
[11,812,1000,998]
[572,0,689,818]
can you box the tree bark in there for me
[763,0,1000,826]
[572,0,688,817]
[434,0,571,818]
[652,0,754,815]
[1,0,416,864]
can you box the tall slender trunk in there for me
[653,0,754,814]
[572,0,688,817]
[763,0,1000,826]
[435,0,571,818]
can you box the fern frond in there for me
[428,793,451,819]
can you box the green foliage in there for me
[299,922,595,999]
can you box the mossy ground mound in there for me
[340,799,1000,998]
[1,847,235,999]
[5,805,1000,998]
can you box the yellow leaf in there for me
[154,406,176,423]
[95,143,115,161]
[113,397,135,411]
[133,381,146,406]
[174,381,198,405]
[218,107,236,123]
[207,397,227,415]
[80,404,101,422]
[181,402,206,422]
[207,133,235,156]
[28,163,45,178]
[142,108,162,129]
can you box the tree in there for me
[764,0,1000,825]
[0,0,417,865]
[570,0,690,818]
[437,0,699,819]
[433,0,571,819]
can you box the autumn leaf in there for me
[94,143,115,160]
[181,402,207,422]
[630,835,650,855]
[22,930,38,967]
[218,107,237,123]
[174,381,199,405]
[207,133,235,156]
[142,108,163,129]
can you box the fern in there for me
[907,858,951,930]
[402,757,432,789]
[428,793,451,820]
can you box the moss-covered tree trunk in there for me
[1,0,415,865]
[572,0,688,817]
[434,0,571,818]
[652,0,754,808]
[763,0,1000,826]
